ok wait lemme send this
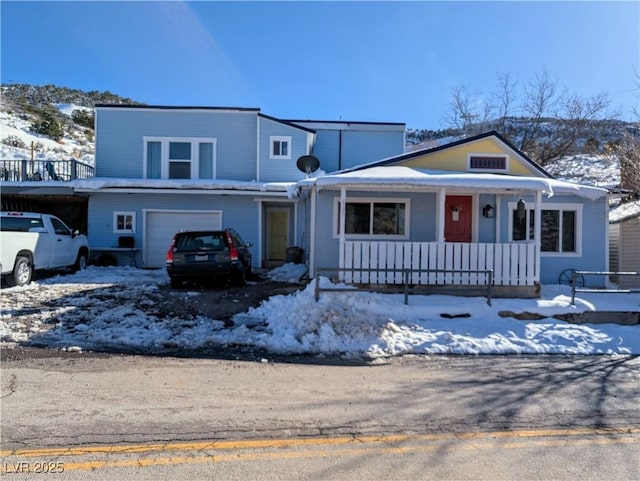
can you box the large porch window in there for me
[334,198,409,239]
[509,202,581,256]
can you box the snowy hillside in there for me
[545,154,620,189]
[0,106,95,165]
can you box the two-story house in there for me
[77,105,406,268]
[2,106,612,297]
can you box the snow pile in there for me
[1,266,638,359]
[265,262,307,283]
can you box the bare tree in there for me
[444,70,613,165]
[534,91,611,164]
[615,134,640,192]
[490,72,518,134]
[443,85,491,136]
[612,69,640,193]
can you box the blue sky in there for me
[1,1,638,129]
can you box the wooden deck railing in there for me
[0,159,95,181]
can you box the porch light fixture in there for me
[482,204,495,218]
[516,199,526,219]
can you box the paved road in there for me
[1,351,639,480]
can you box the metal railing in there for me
[571,270,640,305]
[315,267,494,306]
[0,159,95,181]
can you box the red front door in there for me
[445,195,472,242]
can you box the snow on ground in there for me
[1,265,638,359]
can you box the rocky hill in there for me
[1,83,142,110]
[0,83,143,165]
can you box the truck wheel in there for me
[74,251,88,271]
[12,256,32,287]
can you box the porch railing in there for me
[0,159,95,181]
[316,266,494,305]
[340,241,537,287]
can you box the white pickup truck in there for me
[0,212,90,287]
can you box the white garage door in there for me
[144,211,222,268]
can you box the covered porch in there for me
[301,167,560,294]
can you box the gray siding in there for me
[619,217,640,288]
[609,224,620,275]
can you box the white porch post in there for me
[495,194,501,241]
[534,191,542,282]
[257,200,263,268]
[339,187,346,269]
[437,188,446,242]
[309,186,317,277]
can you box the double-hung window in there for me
[144,137,216,180]
[334,198,409,239]
[509,202,581,256]
[270,136,291,159]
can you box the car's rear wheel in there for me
[232,266,246,287]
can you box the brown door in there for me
[444,195,472,242]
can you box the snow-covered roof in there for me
[609,199,640,223]
[296,166,608,200]
[63,178,295,195]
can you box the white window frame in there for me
[113,211,136,234]
[467,153,509,173]
[332,197,410,240]
[143,137,217,179]
[507,201,582,257]
[270,136,292,160]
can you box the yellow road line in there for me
[2,426,638,458]
[2,435,638,473]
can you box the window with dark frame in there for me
[511,207,577,253]
[271,139,290,158]
[337,201,406,236]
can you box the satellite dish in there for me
[296,155,320,176]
